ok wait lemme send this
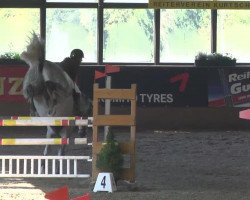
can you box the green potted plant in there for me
[0,52,26,64]
[96,128,124,182]
[195,52,236,67]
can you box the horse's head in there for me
[21,32,44,67]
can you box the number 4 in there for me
[101,176,106,188]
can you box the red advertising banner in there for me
[0,65,28,102]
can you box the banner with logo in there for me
[1,64,249,108]
[0,65,27,102]
[207,68,250,107]
[85,66,208,107]
[148,0,250,9]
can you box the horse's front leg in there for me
[52,127,70,174]
[78,126,87,138]
[41,126,55,173]
[57,127,69,156]
[43,126,55,156]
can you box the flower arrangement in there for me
[0,52,25,64]
[195,52,236,67]
[0,52,21,60]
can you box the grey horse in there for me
[20,33,91,169]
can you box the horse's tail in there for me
[20,32,45,71]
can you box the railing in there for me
[0,155,92,178]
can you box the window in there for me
[0,8,40,56]
[103,9,154,63]
[160,9,211,63]
[46,8,97,62]
[217,10,250,63]
[1,2,250,65]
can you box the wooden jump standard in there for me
[92,83,137,183]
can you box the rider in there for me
[60,49,84,116]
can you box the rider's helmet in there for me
[70,49,84,60]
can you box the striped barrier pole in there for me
[0,117,93,127]
[10,116,82,119]
[0,116,84,120]
[0,138,91,145]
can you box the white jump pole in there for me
[104,75,111,139]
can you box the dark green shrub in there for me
[96,129,123,181]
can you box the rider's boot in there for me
[73,90,81,116]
